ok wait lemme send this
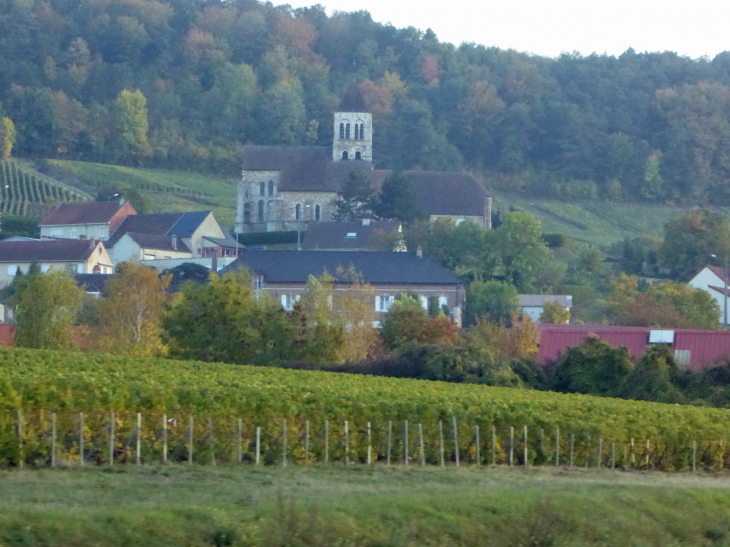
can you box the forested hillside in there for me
[1,0,730,202]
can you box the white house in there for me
[519,295,572,323]
[689,265,729,326]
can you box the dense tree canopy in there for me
[1,0,730,200]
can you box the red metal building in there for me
[537,325,730,370]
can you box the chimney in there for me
[89,238,96,249]
[171,235,177,250]
[416,245,423,258]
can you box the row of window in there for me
[341,151,362,160]
[7,264,89,275]
[255,201,322,222]
[278,294,448,313]
[339,123,365,140]
[50,227,108,239]
[259,181,275,197]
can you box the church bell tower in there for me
[333,87,372,162]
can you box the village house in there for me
[39,200,137,241]
[105,210,233,264]
[519,294,573,323]
[219,249,465,326]
[235,89,492,235]
[688,265,729,326]
[0,239,113,288]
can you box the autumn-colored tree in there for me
[114,89,152,161]
[380,295,458,352]
[0,116,15,158]
[333,267,378,363]
[94,262,171,357]
[297,273,345,364]
[10,269,84,350]
[539,300,571,324]
[469,314,539,362]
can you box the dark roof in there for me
[371,170,489,217]
[241,146,373,192]
[75,273,114,295]
[339,85,369,113]
[40,201,133,226]
[0,239,99,262]
[124,233,191,253]
[302,221,401,251]
[220,250,463,285]
[107,211,212,247]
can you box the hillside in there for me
[0,160,90,217]
[38,159,238,226]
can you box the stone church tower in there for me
[332,88,372,162]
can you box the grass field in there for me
[2,465,730,546]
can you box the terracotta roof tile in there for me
[40,201,134,226]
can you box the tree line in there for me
[2,0,730,201]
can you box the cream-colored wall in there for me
[110,235,192,264]
[41,224,112,241]
[185,213,226,257]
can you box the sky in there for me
[279,0,729,59]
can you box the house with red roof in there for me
[39,200,137,242]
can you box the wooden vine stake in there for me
[16,411,22,469]
[344,420,349,465]
[188,417,194,465]
[387,421,392,465]
[163,415,168,464]
[419,423,425,466]
[509,426,514,467]
[523,426,528,467]
[475,425,480,466]
[282,419,287,467]
[305,420,310,463]
[79,412,84,467]
[367,422,371,465]
[692,440,697,473]
[403,420,408,466]
[325,419,330,464]
[109,412,115,467]
[555,428,560,467]
[136,413,141,466]
[611,443,615,470]
[237,418,242,463]
[492,425,496,466]
[453,417,459,467]
[255,426,261,466]
[51,413,56,468]
[598,438,602,469]
[569,434,574,469]
[439,421,445,467]
[208,418,216,466]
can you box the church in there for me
[234,91,492,235]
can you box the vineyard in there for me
[40,159,237,225]
[0,160,89,217]
[2,348,730,472]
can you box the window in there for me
[339,123,344,139]
[280,294,300,311]
[355,151,362,160]
[315,204,321,221]
[675,349,691,366]
[71,228,77,238]
[75,264,85,273]
[41,264,51,273]
[375,295,394,312]
[258,200,265,222]
[268,180,275,196]
[51,228,62,238]
[144,253,155,260]
[260,182,266,196]
[373,321,382,329]
[295,203,302,220]
[100,226,108,240]
[345,123,351,139]
[7,265,18,276]
[342,151,349,160]
[243,202,251,223]
[438,296,448,309]
[360,124,364,140]
[420,296,428,310]
[255,276,264,290]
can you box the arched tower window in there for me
[339,123,344,139]
[360,124,364,140]
[295,203,302,220]
[315,204,321,221]
[259,182,265,196]
[342,151,349,160]
[268,180,275,196]
[258,200,265,222]
[355,151,362,160]
[345,123,350,139]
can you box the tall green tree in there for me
[464,280,520,327]
[114,89,152,161]
[373,170,424,223]
[0,116,16,159]
[660,209,730,280]
[10,269,84,350]
[332,171,373,221]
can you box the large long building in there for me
[235,89,492,234]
